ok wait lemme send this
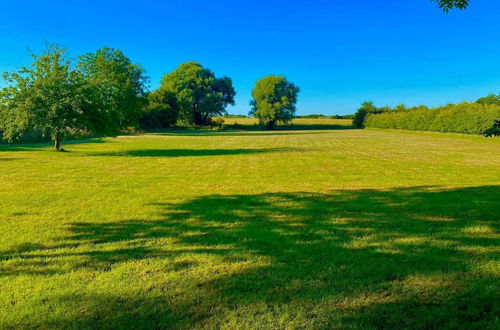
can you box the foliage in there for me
[139,90,179,129]
[297,114,354,120]
[160,61,235,126]
[433,0,470,12]
[250,75,300,129]
[483,120,500,137]
[476,93,500,106]
[0,45,149,150]
[330,114,354,119]
[223,114,249,118]
[78,47,147,129]
[352,101,383,128]
[365,101,500,135]
[0,45,104,151]
[299,114,326,119]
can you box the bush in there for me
[352,101,388,128]
[365,102,500,135]
[139,90,178,129]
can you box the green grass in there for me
[1,123,499,329]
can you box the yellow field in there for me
[217,117,353,127]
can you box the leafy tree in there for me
[139,89,179,129]
[433,0,470,12]
[0,45,106,151]
[160,61,235,126]
[394,104,408,112]
[476,93,500,106]
[250,75,300,129]
[353,101,378,128]
[78,47,147,128]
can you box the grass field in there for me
[1,121,499,328]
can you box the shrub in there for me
[365,102,500,135]
[139,90,178,129]
[352,101,388,128]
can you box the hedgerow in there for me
[365,102,500,135]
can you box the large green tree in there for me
[139,89,179,129]
[0,46,100,150]
[250,75,300,129]
[0,45,139,151]
[78,47,147,128]
[160,61,235,126]
[434,0,469,12]
[353,101,379,128]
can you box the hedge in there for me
[365,103,500,135]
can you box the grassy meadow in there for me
[1,120,499,329]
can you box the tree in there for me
[0,45,136,151]
[160,61,235,126]
[139,89,179,129]
[476,93,500,106]
[0,45,92,151]
[250,75,300,129]
[78,47,147,129]
[433,0,470,12]
[353,101,378,128]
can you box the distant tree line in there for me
[0,45,300,150]
[353,95,500,136]
[298,114,354,119]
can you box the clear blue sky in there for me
[1,0,499,115]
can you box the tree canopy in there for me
[78,47,147,129]
[476,93,500,106]
[352,101,379,128]
[139,89,179,129]
[0,45,147,151]
[250,76,300,129]
[0,45,92,150]
[160,62,235,126]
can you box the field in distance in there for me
[0,127,499,328]
[217,117,353,128]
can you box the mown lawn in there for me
[1,122,499,329]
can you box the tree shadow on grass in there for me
[148,127,354,137]
[0,138,108,152]
[90,147,301,157]
[1,186,499,328]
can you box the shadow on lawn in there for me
[0,138,107,152]
[1,186,499,328]
[149,125,355,137]
[90,147,299,158]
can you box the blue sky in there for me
[1,0,499,115]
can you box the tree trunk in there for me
[266,120,276,130]
[54,134,61,151]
